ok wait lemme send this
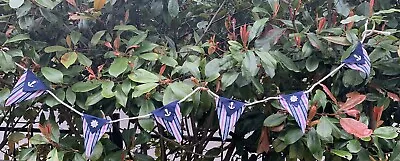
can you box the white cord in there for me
[108,114,152,123]
[304,64,345,94]
[245,96,280,106]
[47,90,83,116]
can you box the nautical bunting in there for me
[82,114,110,158]
[153,101,183,142]
[279,91,309,133]
[5,70,48,106]
[342,42,371,76]
[215,97,245,141]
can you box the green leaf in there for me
[389,141,400,161]
[340,15,367,24]
[134,41,158,54]
[45,89,65,107]
[139,53,159,61]
[91,30,106,46]
[183,62,200,78]
[19,148,35,160]
[335,0,350,16]
[61,52,77,68]
[307,128,323,161]
[183,45,205,54]
[317,116,333,138]
[242,51,258,78]
[134,154,155,161]
[77,53,92,66]
[168,0,179,18]
[283,128,304,144]
[128,32,148,45]
[35,0,61,9]
[73,153,86,161]
[39,8,58,23]
[49,120,60,143]
[4,34,30,44]
[44,46,68,53]
[113,25,138,31]
[42,67,63,83]
[101,81,115,98]
[7,49,24,57]
[30,134,48,145]
[255,50,277,68]
[115,88,127,107]
[129,69,160,83]
[205,59,221,78]
[0,51,15,73]
[9,132,25,142]
[70,31,81,45]
[307,33,323,50]
[263,113,287,127]
[0,88,10,105]
[160,56,178,67]
[89,142,103,161]
[162,82,194,105]
[249,18,269,42]
[221,72,239,89]
[342,70,364,87]
[66,88,76,104]
[374,126,398,139]
[347,140,361,153]
[272,139,288,152]
[306,55,319,72]
[47,149,59,161]
[9,0,24,9]
[85,92,103,106]
[312,90,327,109]
[271,51,300,72]
[72,81,101,92]
[322,36,352,46]
[331,149,352,160]
[27,151,37,161]
[139,101,155,131]
[132,83,158,97]
[109,57,128,77]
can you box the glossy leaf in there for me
[340,118,372,138]
[42,67,63,83]
[109,57,128,77]
[128,69,160,83]
[264,113,287,127]
[374,127,398,139]
[61,52,77,68]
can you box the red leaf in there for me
[320,84,338,105]
[294,35,301,48]
[317,17,326,33]
[388,92,400,102]
[5,25,15,38]
[344,109,360,118]
[66,0,77,7]
[339,92,366,111]
[340,118,372,138]
[373,106,384,124]
[38,122,52,140]
[307,104,317,123]
[240,24,249,48]
[257,127,270,154]
[159,64,166,75]
[272,1,280,19]
[346,11,355,30]
[369,0,375,16]
[113,36,120,51]
[97,64,105,74]
[271,124,284,132]
[104,42,113,49]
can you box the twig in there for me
[196,0,228,45]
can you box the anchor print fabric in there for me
[5,70,48,106]
[152,101,183,142]
[215,97,245,141]
[342,42,371,76]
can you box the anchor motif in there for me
[164,109,171,117]
[228,102,235,110]
[353,55,362,61]
[27,81,37,88]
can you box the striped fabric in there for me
[215,97,245,141]
[342,42,371,76]
[82,114,110,158]
[5,70,48,106]
[279,91,309,133]
[153,101,182,142]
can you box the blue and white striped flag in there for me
[82,114,110,158]
[342,42,371,76]
[152,101,182,142]
[5,70,48,106]
[215,97,245,141]
[279,91,309,133]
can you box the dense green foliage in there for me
[1,0,400,160]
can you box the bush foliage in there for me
[0,0,400,160]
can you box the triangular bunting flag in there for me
[342,42,371,76]
[279,91,309,133]
[5,70,48,106]
[215,97,245,141]
[152,101,182,142]
[82,114,110,158]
